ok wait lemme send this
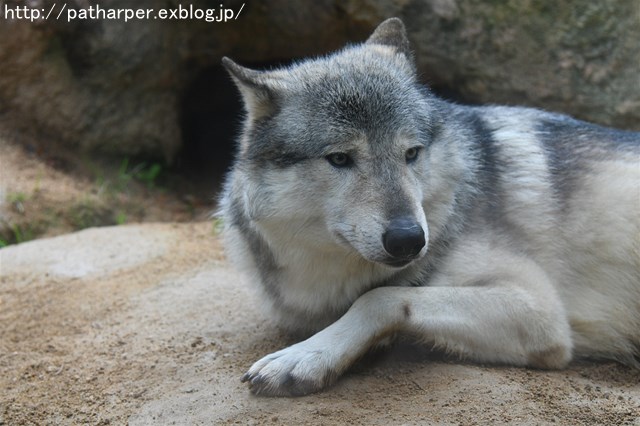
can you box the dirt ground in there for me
[1,137,639,425]
[0,134,214,246]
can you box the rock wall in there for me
[1,0,638,162]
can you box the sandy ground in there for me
[0,138,639,425]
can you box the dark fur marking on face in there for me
[402,303,412,319]
[383,183,418,221]
[329,85,406,133]
[244,118,313,168]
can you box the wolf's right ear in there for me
[366,18,414,66]
[222,57,279,120]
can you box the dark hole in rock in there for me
[177,64,242,196]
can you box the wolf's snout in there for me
[382,217,426,260]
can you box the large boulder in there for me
[0,0,190,161]
[0,0,638,162]
[381,0,640,130]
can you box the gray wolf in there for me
[220,18,640,396]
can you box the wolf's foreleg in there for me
[242,273,572,396]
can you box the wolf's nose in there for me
[382,218,425,259]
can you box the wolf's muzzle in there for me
[382,217,426,263]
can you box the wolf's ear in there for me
[366,18,412,60]
[222,57,278,120]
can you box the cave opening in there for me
[177,63,243,198]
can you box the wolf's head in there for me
[223,18,440,269]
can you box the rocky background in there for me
[1,1,639,423]
[1,0,638,164]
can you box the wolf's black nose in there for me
[382,218,425,259]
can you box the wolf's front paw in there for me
[241,343,340,396]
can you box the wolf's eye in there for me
[326,153,353,168]
[405,147,421,163]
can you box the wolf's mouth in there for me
[332,231,353,250]
[382,258,413,268]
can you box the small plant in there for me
[117,158,163,189]
[69,200,115,230]
[12,224,26,243]
[0,223,35,246]
[7,192,27,214]
[115,212,127,225]
[7,192,27,203]
[134,162,163,189]
[212,217,224,235]
[116,158,133,191]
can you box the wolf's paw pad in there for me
[241,345,338,396]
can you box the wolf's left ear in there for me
[222,57,280,121]
[366,18,413,61]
